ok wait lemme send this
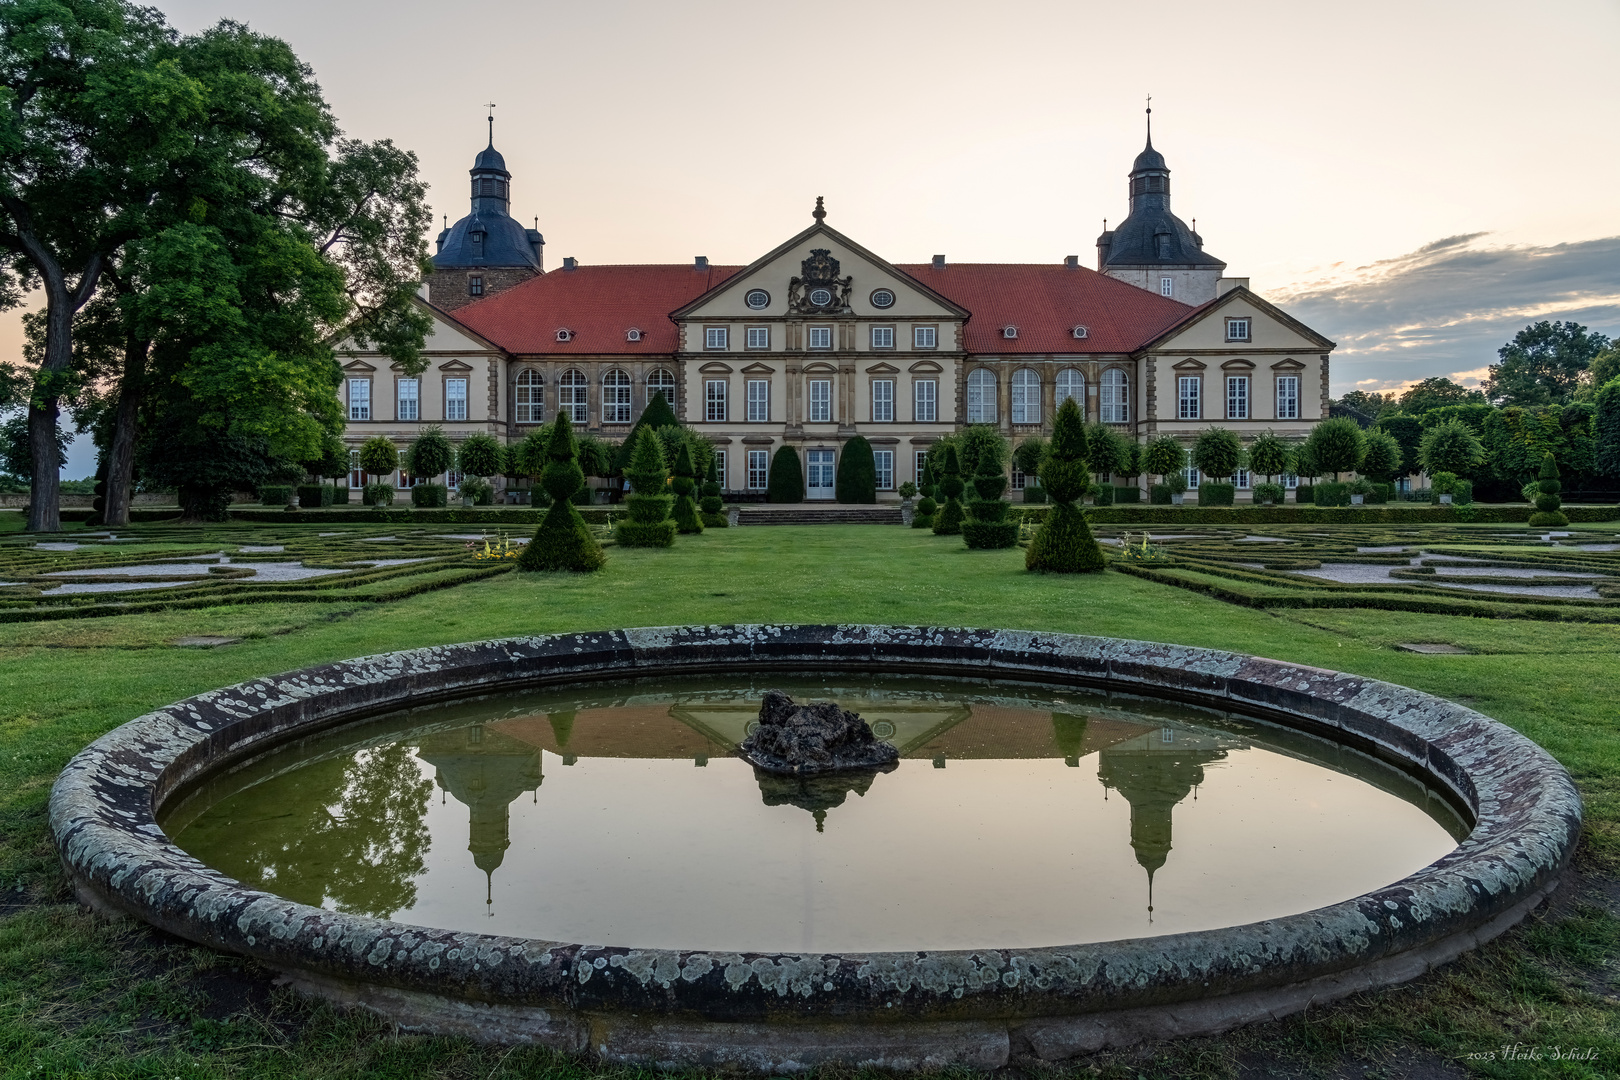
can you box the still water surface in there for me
[165,675,1466,952]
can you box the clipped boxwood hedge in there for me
[1008,504,1620,526]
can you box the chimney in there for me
[694,255,708,270]
[1064,255,1079,269]
[931,254,946,270]
[563,257,577,271]
[1216,277,1250,297]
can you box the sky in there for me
[8,0,1620,477]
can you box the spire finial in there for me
[812,195,825,223]
[1145,94,1153,147]
[485,102,497,147]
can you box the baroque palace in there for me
[338,119,1333,499]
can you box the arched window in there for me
[966,368,997,424]
[515,369,543,424]
[646,368,676,410]
[603,369,632,424]
[1010,368,1041,425]
[1055,368,1084,412]
[1101,368,1130,423]
[560,369,588,424]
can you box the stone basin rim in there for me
[48,624,1579,1057]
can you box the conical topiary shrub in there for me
[699,455,727,527]
[962,447,1018,549]
[518,414,606,572]
[1026,397,1106,573]
[670,440,704,534]
[835,436,877,503]
[768,445,804,503]
[1528,451,1568,527]
[615,426,676,547]
[931,444,966,535]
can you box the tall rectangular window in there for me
[705,327,728,350]
[349,449,363,489]
[914,379,937,422]
[1160,277,1174,297]
[705,379,727,422]
[1184,448,1201,490]
[874,450,894,491]
[1010,464,1026,491]
[1178,376,1200,420]
[746,326,770,349]
[913,326,937,349]
[748,449,769,490]
[746,379,769,422]
[1226,375,1249,420]
[445,378,468,421]
[871,326,894,349]
[396,378,419,421]
[1276,376,1300,419]
[713,450,726,488]
[915,450,928,483]
[468,276,483,297]
[871,379,894,422]
[1236,468,1251,489]
[808,326,832,349]
[347,378,371,421]
[808,379,831,422]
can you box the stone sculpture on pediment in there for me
[789,248,854,315]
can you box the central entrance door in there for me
[806,449,835,500]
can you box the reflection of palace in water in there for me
[415,726,543,914]
[417,694,1244,914]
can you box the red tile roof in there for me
[451,264,742,354]
[894,263,1191,354]
[450,261,1190,356]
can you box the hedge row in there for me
[1110,561,1620,623]
[225,507,615,526]
[1009,504,1620,526]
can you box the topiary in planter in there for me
[962,447,1018,549]
[363,482,394,506]
[836,436,878,504]
[1252,481,1286,506]
[1528,452,1568,526]
[407,426,454,484]
[519,414,606,572]
[615,426,676,547]
[767,445,804,503]
[1026,397,1105,573]
[931,444,966,536]
[358,436,399,486]
[670,440,704,534]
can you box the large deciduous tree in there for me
[1484,321,1611,407]
[1398,377,1485,418]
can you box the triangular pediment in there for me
[438,359,475,372]
[672,219,969,322]
[740,361,776,375]
[1141,287,1335,354]
[342,359,377,372]
[1171,358,1207,371]
[335,296,505,358]
[865,362,900,374]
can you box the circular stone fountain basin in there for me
[51,626,1579,1072]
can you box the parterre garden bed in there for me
[0,517,1616,1079]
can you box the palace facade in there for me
[337,124,1334,499]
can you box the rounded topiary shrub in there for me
[519,414,606,572]
[615,426,676,547]
[767,445,804,503]
[407,426,453,483]
[1528,452,1568,527]
[1026,397,1105,573]
[912,495,937,529]
[699,457,726,528]
[963,449,1017,549]
[670,441,704,535]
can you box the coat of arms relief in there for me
[788,248,854,315]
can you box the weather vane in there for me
[485,102,496,145]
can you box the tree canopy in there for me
[1398,377,1486,417]
[1484,320,1611,407]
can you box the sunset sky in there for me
[10,0,1620,475]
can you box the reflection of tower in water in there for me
[416,724,543,915]
[1096,726,1230,918]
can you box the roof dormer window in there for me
[555,328,574,343]
[1071,325,1089,339]
[626,328,643,342]
[1002,326,1018,340]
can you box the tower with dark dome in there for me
[1095,107,1227,305]
[425,114,545,311]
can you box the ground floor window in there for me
[1183,449,1200,490]
[713,450,726,486]
[1284,473,1299,489]
[748,449,769,490]
[806,449,835,494]
[874,450,894,491]
[915,450,928,484]
[1010,466,1026,490]
[1235,469,1251,489]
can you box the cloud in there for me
[1269,235,1620,396]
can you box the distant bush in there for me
[1197,482,1235,507]
[1150,483,1174,505]
[1022,484,1048,504]
[1112,485,1140,504]
[1295,483,1314,504]
[296,484,332,508]
[259,485,292,506]
[1313,481,1350,507]
[411,483,448,508]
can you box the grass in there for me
[1,522,1617,1078]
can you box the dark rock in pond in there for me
[738,690,900,776]
[755,769,883,832]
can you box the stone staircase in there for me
[736,505,903,526]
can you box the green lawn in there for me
[2,523,1617,1078]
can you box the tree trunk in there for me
[102,338,150,528]
[26,401,61,532]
